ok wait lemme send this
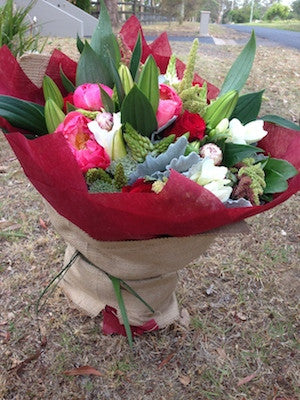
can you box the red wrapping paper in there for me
[1,32,299,242]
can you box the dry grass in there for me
[0,26,300,400]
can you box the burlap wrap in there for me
[46,202,248,326]
[19,54,249,328]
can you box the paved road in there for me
[224,24,300,50]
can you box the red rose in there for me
[165,110,206,141]
[122,179,153,193]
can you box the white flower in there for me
[189,158,228,186]
[227,118,268,145]
[187,158,232,202]
[204,180,233,203]
[88,112,122,158]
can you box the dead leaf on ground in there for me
[0,165,9,173]
[8,349,43,374]
[39,217,48,229]
[179,375,191,386]
[0,221,21,231]
[157,353,175,369]
[63,365,103,377]
[237,372,257,387]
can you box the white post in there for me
[199,10,210,37]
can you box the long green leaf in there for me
[121,85,157,137]
[110,276,133,349]
[107,56,125,106]
[230,90,264,124]
[263,158,298,180]
[119,279,154,314]
[130,33,142,81]
[90,0,120,67]
[76,41,113,87]
[223,142,263,167]
[138,55,159,113]
[76,34,84,53]
[0,95,47,135]
[219,30,256,96]
[261,115,300,131]
[99,85,115,113]
[60,65,75,93]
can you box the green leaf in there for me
[138,55,159,113]
[99,85,115,113]
[223,142,263,167]
[230,90,264,124]
[76,41,113,87]
[107,56,125,106]
[261,115,300,131]
[121,85,157,137]
[130,33,142,81]
[76,34,84,53]
[120,279,155,314]
[44,99,65,133]
[0,95,47,135]
[263,158,298,180]
[90,0,120,67]
[110,276,133,349]
[264,169,288,194]
[66,102,77,113]
[59,65,75,93]
[42,75,64,109]
[219,30,256,96]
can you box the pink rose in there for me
[55,111,110,172]
[156,84,182,129]
[73,83,113,111]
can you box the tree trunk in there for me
[103,0,119,27]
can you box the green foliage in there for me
[71,0,91,13]
[0,0,45,57]
[292,0,300,18]
[264,3,290,21]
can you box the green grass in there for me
[244,19,300,32]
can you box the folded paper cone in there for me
[46,202,249,327]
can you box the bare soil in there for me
[0,25,299,400]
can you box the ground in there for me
[0,24,299,400]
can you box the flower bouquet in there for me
[1,1,299,345]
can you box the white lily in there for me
[227,118,268,145]
[189,158,228,186]
[188,158,232,202]
[204,180,233,203]
[88,112,122,159]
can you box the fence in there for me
[91,1,174,23]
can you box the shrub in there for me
[264,3,290,21]
[0,0,45,57]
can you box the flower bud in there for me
[200,143,223,165]
[96,112,113,131]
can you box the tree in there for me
[264,3,290,20]
[292,0,300,18]
[103,0,119,27]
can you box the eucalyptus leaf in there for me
[130,33,142,81]
[223,142,263,167]
[219,30,256,96]
[59,65,75,93]
[261,115,300,131]
[121,85,157,137]
[138,55,159,113]
[90,0,120,67]
[76,41,113,87]
[0,95,47,135]
[230,90,264,124]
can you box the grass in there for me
[0,26,300,400]
[244,19,300,32]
